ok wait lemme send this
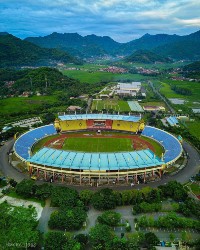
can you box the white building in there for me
[116,82,141,96]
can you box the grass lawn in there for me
[32,134,60,154]
[92,99,131,111]
[7,190,45,207]
[141,136,164,157]
[190,183,200,195]
[62,137,133,152]
[1,95,57,115]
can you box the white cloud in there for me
[0,0,200,42]
[174,18,200,27]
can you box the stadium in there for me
[14,114,183,186]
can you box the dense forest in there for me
[124,50,172,64]
[182,61,200,79]
[0,67,106,96]
[0,33,82,67]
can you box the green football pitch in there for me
[62,137,133,152]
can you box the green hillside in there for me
[124,50,172,64]
[182,61,200,79]
[0,34,81,67]
[25,32,120,57]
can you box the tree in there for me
[169,233,175,243]
[158,181,188,201]
[9,179,17,188]
[51,186,79,208]
[97,211,121,227]
[74,234,88,249]
[15,179,36,198]
[0,202,39,248]
[44,231,81,250]
[89,224,115,249]
[91,188,117,210]
[48,206,87,230]
[108,237,129,250]
[35,183,52,200]
[79,190,94,206]
[144,232,160,248]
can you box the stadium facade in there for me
[14,114,183,186]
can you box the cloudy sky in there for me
[0,0,200,42]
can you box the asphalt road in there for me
[0,139,199,190]
[148,81,175,114]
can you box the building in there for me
[116,82,141,96]
[143,106,165,112]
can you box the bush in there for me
[125,225,131,232]
[97,211,121,227]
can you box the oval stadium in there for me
[14,114,183,186]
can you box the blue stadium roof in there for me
[28,148,164,171]
[142,126,182,163]
[14,125,57,160]
[58,114,141,122]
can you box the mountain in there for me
[0,33,81,67]
[117,33,180,55]
[152,30,200,60]
[124,50,172,64]
[153,40,200,60]
[119,30,200,60]
[25,32,120,57]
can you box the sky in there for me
[0,0,200,42]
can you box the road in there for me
[0,139,199,190]
[0,139,27,182]
[86,97,93,113]
[148,81,175,114]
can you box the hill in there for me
[25,32,120,58]
[182,61,200,79]
[124,50,172,64]
[0,33,81,67]
[0,67,107,97]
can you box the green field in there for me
[1,95,58,115]
[62,69,151,84]
[62,137,133,152]
[92,99,131,111]
[154,79,200,102]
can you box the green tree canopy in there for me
[91,188,117,210]
[0,202,39,248]
[97,211,121,227]
[89,224,115,249]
